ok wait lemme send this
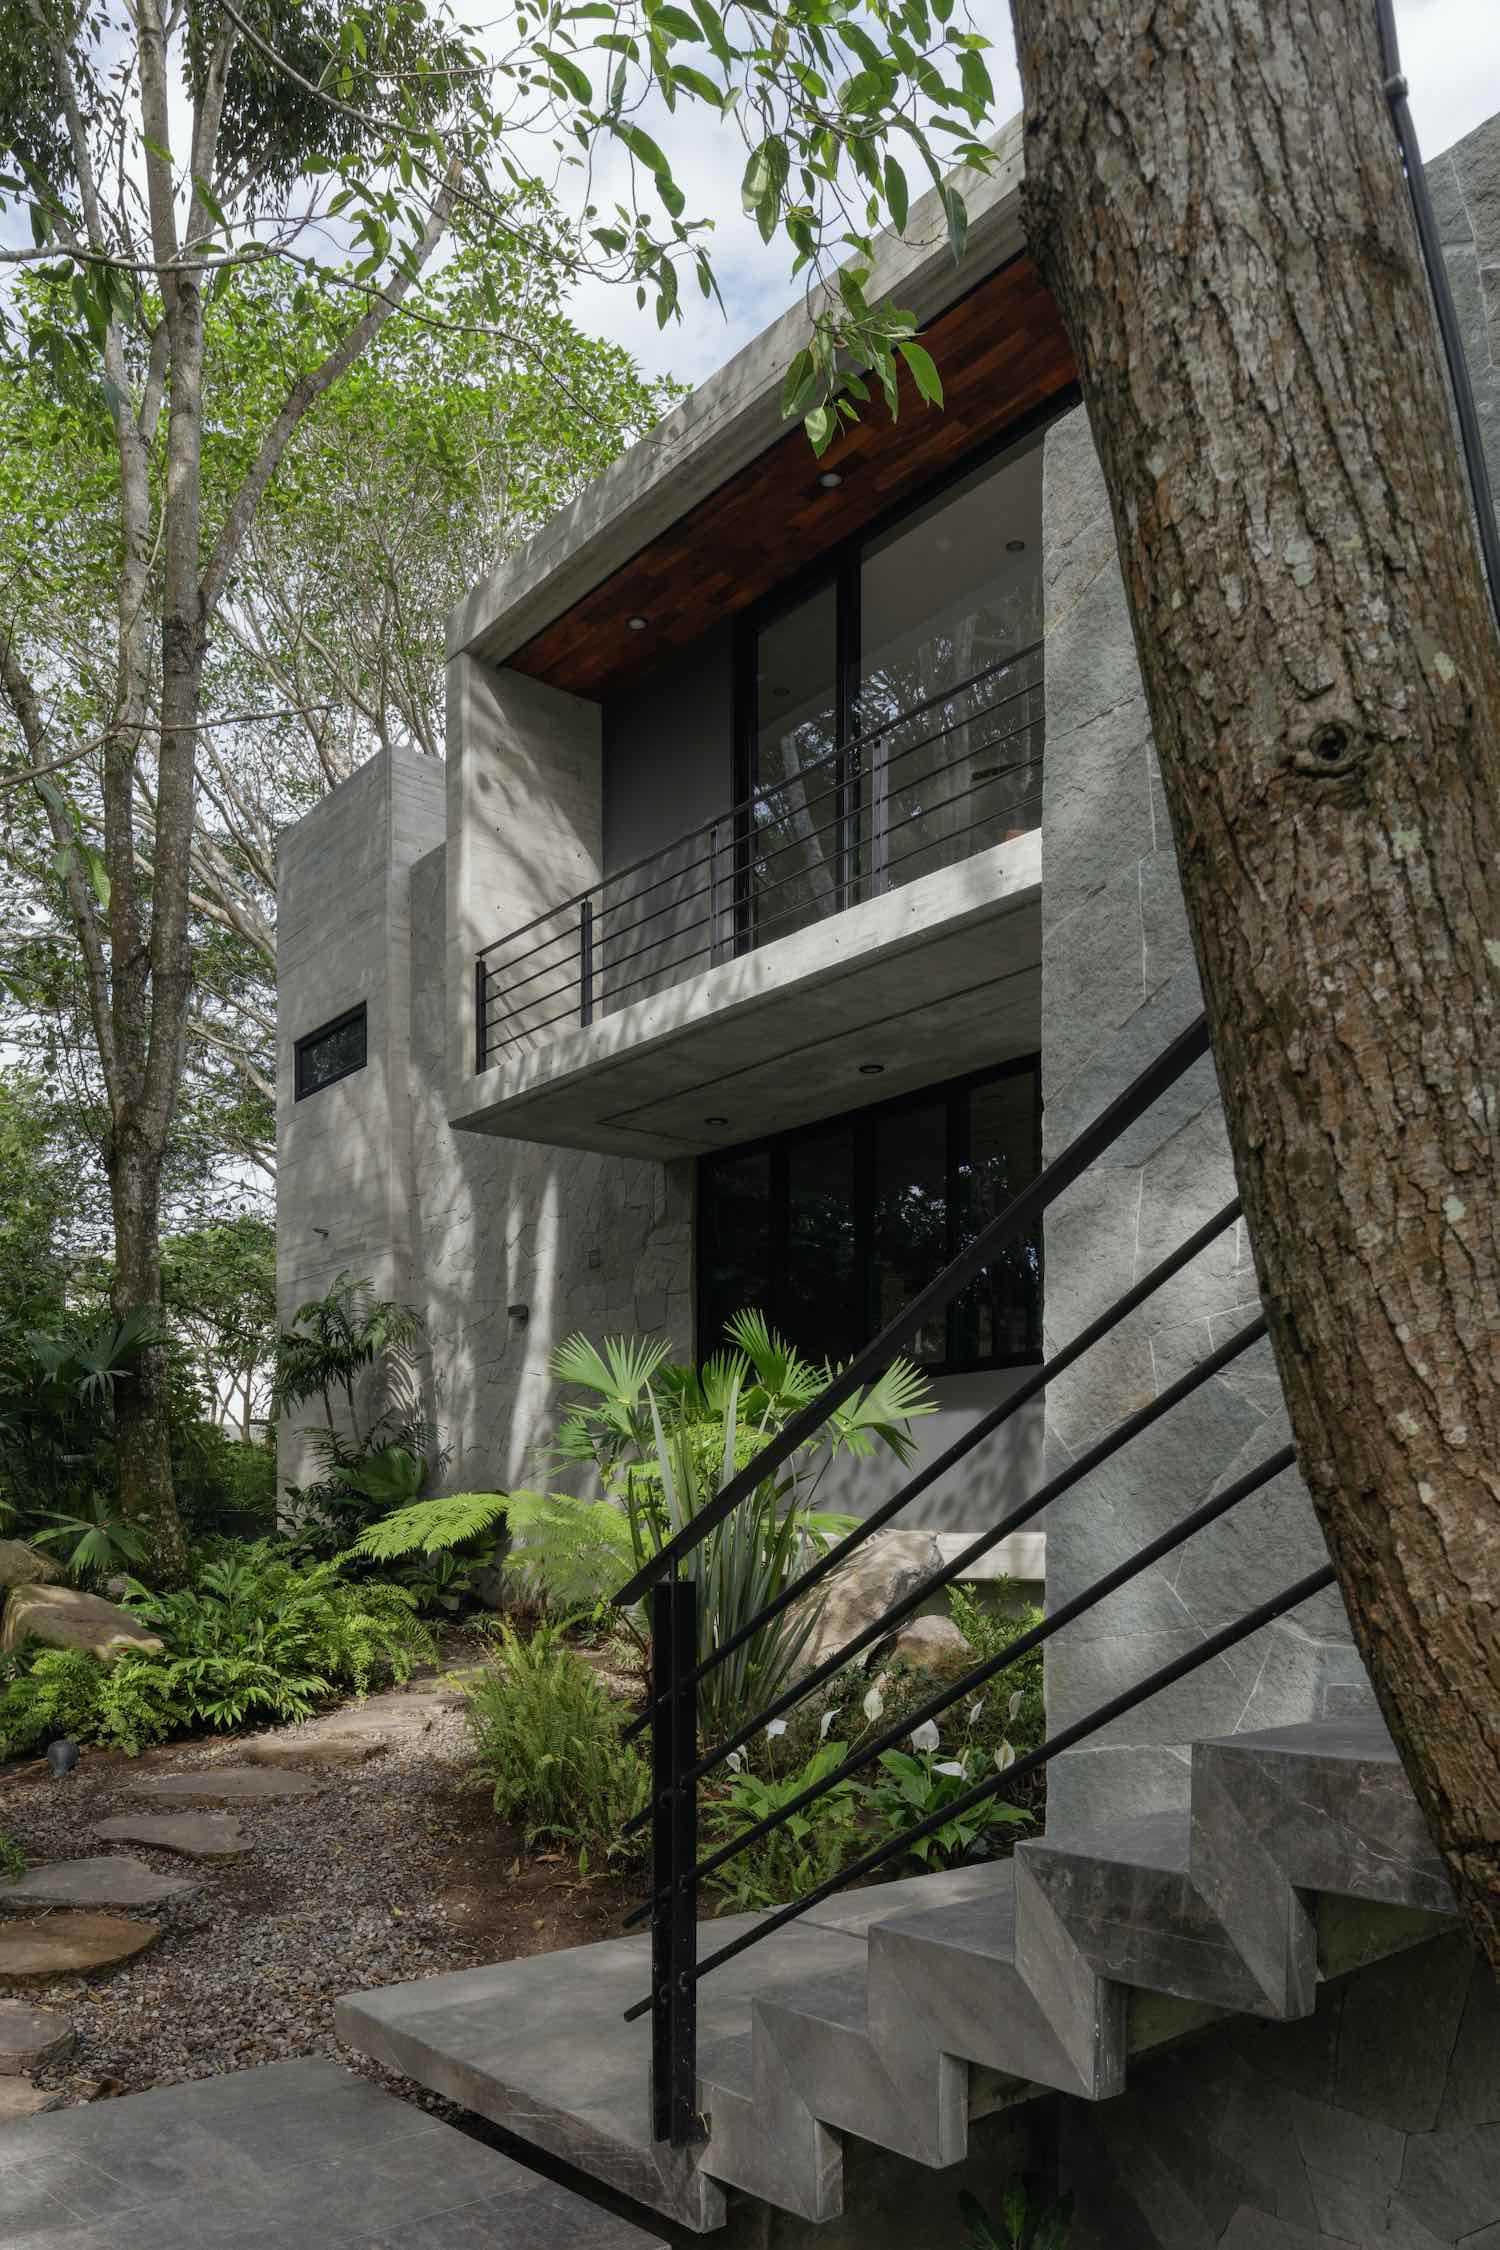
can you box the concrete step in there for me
[337,1719,1459,2238]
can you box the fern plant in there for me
[464,1621,649,1861]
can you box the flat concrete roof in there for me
[447,113,1027,670]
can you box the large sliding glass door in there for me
[741,422,1045,940]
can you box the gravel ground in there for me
[0,1673,638,2109]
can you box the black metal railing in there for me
[475,645,1044,1072]
[612,1013,1334,2145]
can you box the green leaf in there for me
[613,119,671,176]
[192,175,230,231]
[941,184,969,264]
[896,339,944,408]
[804,402,834,456]
[536,45,593,103]
[884,154,909,232]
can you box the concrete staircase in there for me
[337,1717,1458,2234]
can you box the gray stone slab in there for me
[0,2059,665,2248]
[0,2002,75,2076]
[0,1858,196,1912]
[128,1766,321,1804]
[93,1812,251,1861]
[337,1914,868,2232]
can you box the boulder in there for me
[0,1541,63,1591]
[884,1614,972,1668]
[794,1530,945,1676]
[0,1583,164,1665]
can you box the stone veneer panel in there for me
[1065,1936,1500,2250]
[1037,403,1370,1837]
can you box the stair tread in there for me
[1027,1808,1192,1875]
[1210,1715,1399,1763]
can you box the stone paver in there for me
[0,2056,666,2246]
[129,1764,321,1804]
[93,1810,251,1860]
[0,2077,63,2120]
[243,1730,387,1767]
[0,1912,156,1983]
[0,1856,196,1912]
[0,2000,75,2076]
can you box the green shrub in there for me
[0,1546,433,1758]
[702,1740,865,1911]
[961,2181,1073,2249]
[0,1831,22,1879]
[863,1741,1032,1871]
[946,1580,1046,1757]
[464,1621,649,1863]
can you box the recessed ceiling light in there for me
[627,614,649,631]
[818,469,843,490]
[705,1114,729,1125]
[858,1062,885,1076]
[1005,538,1026,552]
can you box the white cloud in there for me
[557,0,1500,392]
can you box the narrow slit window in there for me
[294,1003,367,1100]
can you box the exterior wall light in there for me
[508,1302,530,1326]
[1006,538,1026,552]
[627,614,649,630]
[818,469,843,489]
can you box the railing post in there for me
[871,734,891,893]
[650,1574,703,2147]
[579,897,595,1027]
[474,956,488,1075]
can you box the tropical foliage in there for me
[0,1544,431,1758]
[463,1621,649,1864]
[551,1308,933,1735]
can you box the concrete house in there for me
[279,106,1500,2250]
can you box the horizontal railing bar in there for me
[478,922,583,987]
[476,647,1044,963]
[625,1437,1297,1918]
[612,1012,1214,1607]
[593,875,721,955]
[484,968,582,1027]
[625,1196,1242,1718]
[483,997,586,1052]
[623,1309,1268,1778]
[621,1559,1336,2022]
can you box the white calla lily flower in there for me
[765,1719,788,1739]
[819,1708,837,1741]
[934,1760,966,1777]
[1007,1690,1025,1722]
[861,1684,885,1722]
[909,1719,940,1753]
[995,1740,1016,1771]
[968,1698,986,1726]
[726,1748,746,1773]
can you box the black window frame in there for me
[696,1052,1043,1380]
[294,1002,368,1101]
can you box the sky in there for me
[560,0,1500,389]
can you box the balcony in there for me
[464,650,1045,1157]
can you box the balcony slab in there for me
[457,831,1041,1157]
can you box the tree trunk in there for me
[107,1139,187,1583]
[1011,0,1500,1963]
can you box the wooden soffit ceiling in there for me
[507,252,1076,700]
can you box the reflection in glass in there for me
[953,1071,1042,1363]
[750,583,840,946]
[785,1125,859,1365]
[874,1101,948,1364]
[859,432,1045,890]
[699,1149,772,1357]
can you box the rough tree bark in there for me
[1010,0,1500,1962]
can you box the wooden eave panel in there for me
[507,254,1075,699]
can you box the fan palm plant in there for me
[553,1308,934,1739]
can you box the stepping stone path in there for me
[93,1810,251,1860]
[0,1913,156,1983]
[0,1856,196,1911]
[129,1764,321,1804]
[0,2076,64,2119]
[0,1999,75,2075]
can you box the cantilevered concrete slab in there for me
[455,830,1040,1156]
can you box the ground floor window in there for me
[697,1056,1042,1375]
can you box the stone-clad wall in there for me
[406,841,694,1494]
[1036,405,1369,1836]
[1430,115,1500,522]
[1065,1934,1500,2248]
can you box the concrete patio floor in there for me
[0,2057,665,2249]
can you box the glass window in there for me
[785,1123,859,1366]
[859,432,1045,891]
[874,1099,948,1365]
[294,1004,367,1100]
[750,582,841,947]
[696,1059,1041,1375]
[698,1148,772,1361]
